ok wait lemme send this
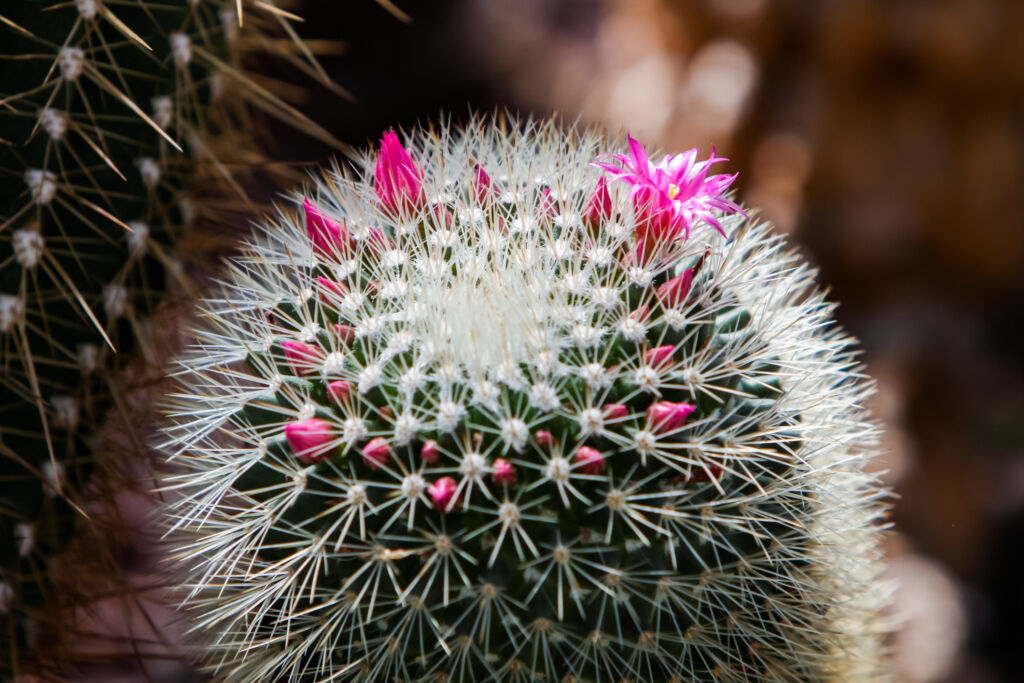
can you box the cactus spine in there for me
[0,0,341,675]
[161,118,891,682]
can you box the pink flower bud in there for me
[537,187,558,218]
[534,430,553,450]
[281,340,322,376]
[690,464,723,482]
[656,268,694,307]
[304,198,352,256]
[646,401,696,433]
[374,130,425,215]
[645,345,675,368]
[317,276,347,303]
[629,304,650,322]
[582,176,612,228]
[362,437,392,470]
[326,380,352,405]
[420,439,440,464]
[603,403,628,420]
[429,476,458,512]
[332,324,355,342]
[492,458,517,485]
[573,446,606,475]
[473,164,494,204]
[285,418,334,464]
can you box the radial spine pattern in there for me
[162,119,890,682]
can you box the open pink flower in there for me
[646,401,696,433]
[375,130,425,215]
[285,418,335,464]
[281,340,322,376]
[594,136,743,259]
[304,198,353,256]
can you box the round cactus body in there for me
[162,119,890,682]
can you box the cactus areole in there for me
[162,119,889,682]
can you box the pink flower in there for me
[534,430,553,450]
[594,136,744,259]
[473,164,495,204]
[537,187,558,219]
[285,418,335,464]
[317,276,347,303]
[582,176,613,229]
[657,268,694,307]
[646,401,696,433]
[645,345,675,368]
[429,476,458,512]
[573,446,606,475]
[492,458,517,485]
[420,439,440,464]
[375,130,425,216]
[304,198,352,256]
[281,340,322,376]
[332,324,355,342]
[326,380,352,405]
[362,437,392,470]
[603,403,628,420]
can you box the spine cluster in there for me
[162,119,890,682]
[0,1,339,675]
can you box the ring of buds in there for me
[163,119,888,683]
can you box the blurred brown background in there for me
[59,1,1024,681]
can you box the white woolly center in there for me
[24,169,57,205]
[13,230,44,268]
[58,47,84,81]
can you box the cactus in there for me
[0,0,343,675]
[161,118,891,682]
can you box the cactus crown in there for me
[162,118,890,682]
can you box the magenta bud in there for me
[361,437,392,470]
[326,380,352,405]
[603,403,628,420]
[646,401,696,433]
[573,446,606,475]
[645,345,675,368]
[420,439,440,464]
[332,324,355,342]
[317,276,347,302]
[629,304,650,321]
[429,476,458,512]
[375,129,425,215]
[656,268,694,307]
[285,418,334,464]
[534,430,553,450]
[537,187,558,218]
[281,340,322,376]
[583,176,613,228]
[304,198,351,256]
[492,458,517,485]
[473,164,494,204]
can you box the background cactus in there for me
[0,0,344,676]
[161,118,890,682]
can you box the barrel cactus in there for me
[0,0,339,675]
[162,118,890,682]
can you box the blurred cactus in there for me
[161,119,891,682]
[0,0,344,676]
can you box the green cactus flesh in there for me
[160,120,891,682]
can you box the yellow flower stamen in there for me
[667,183,680,200]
